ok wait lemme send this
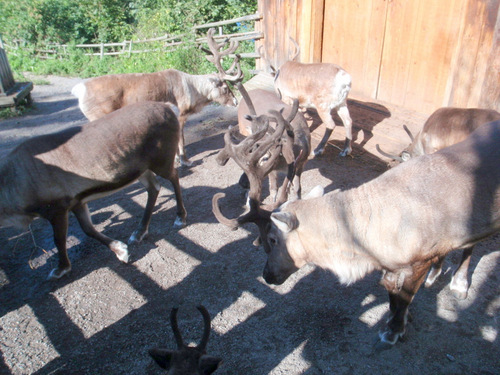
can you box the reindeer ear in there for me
[304,185,324,200]
[199,355,222,374]
[271,212,298,233]
[148,348,174,370]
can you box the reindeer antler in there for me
[202,28,243,82]
[170,307,185,349]
[169,306,213,351]
[196,305,211,351]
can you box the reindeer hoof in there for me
[450,277,469,300]
[47,266,71,280]
[451,289,468,300]
[173,216,187,228]
[128,229,147,245]
[312,147,325,157]
[378,328,404,346]
[110,240,129,263]
[339,149,352,157]
[179,157,193,167]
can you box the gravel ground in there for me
[0,75,498,375]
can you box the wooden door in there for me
[322,0,465,113]
[377,0,464,113]
[322,0,387,98]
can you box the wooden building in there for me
[255,0,499,114]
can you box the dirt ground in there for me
[0,75,499,375]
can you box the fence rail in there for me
[4,13,262,60]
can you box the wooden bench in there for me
[0,48,33,109]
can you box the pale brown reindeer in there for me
[0,102,187,279]
[213,120,500,345]
[149,306,222,374]
[263,39,353,157]
[377,107,500,162]
[72,28,242,166]
[376,107,500,299]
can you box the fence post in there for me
[128,41,133,57]
[100,43,104,59]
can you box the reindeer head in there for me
[216,107,297,203]
[212,185,325,285]
[149,306,221,374]
[376,125,415,163]
[212,107,315,285]
[202,28,243,108]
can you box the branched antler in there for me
[202,28,242,82]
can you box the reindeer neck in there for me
[183,73,217,103]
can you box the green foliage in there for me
[0,0,137,45]
[2,0,257,79]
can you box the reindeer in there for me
[213,120,500,345]
[263,39,353,157]
[376,107,500,162]
[376,107,500,299]
[218,85,310,203]
[149,305,222,374]
[0,102,187,279]
[72,28,242,167]
[216,107,294,204]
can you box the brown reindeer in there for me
[149,306,222,374]
[72,28,242,166]
[376,107,500,299]
[0,102,186,279]
[263,39,353,157]
[216,77,308,209]
[377,107,500,162]
[213,120,500,345]
[216,79,310,203]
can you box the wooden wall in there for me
[256,0,500,114]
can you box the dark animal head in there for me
[149,306,222,374]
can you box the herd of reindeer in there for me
[1,28,499,373]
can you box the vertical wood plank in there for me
[377,0,463,113]
[321,0,387,98]
[446,0,500,110]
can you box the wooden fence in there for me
[3,14,262,60]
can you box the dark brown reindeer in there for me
[149,306,222,374]
[262,38,353,157]
[213,120,500,346]
[376,107,500,299]
[0,102,187,279]
[72,28,242,166]
[235,87,311,202]
[216,106,294,205]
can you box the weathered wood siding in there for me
[257,0,500,113]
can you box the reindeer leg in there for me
[156,167,187,228]
[337,103,353,157]
[47,210,72,279]
[450,247,473,300]
[268,170,279,201]
[313,108,335,156]
[379,261,432,345]
[72,203,129,263]
[424,256,445,287]
[176,115,193,167]
[290,171,302,201]
[128,171,161,244]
